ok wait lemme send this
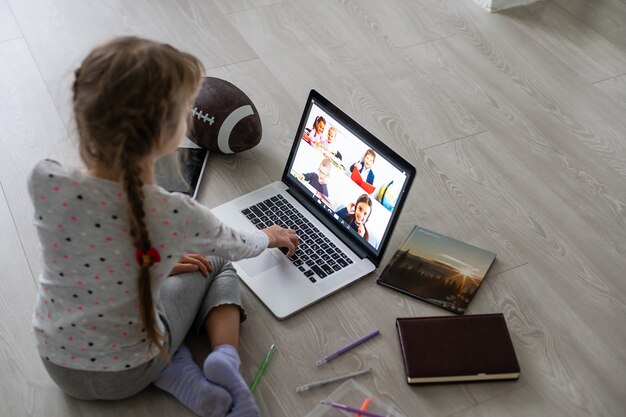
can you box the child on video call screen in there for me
[290,102,408,251]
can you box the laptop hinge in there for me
[285,187,370,260]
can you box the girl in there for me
[28,36,297,417]
[336,194,372,241]
[306,115,326,145]
[349,149,376,186]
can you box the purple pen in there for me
[316,329,381,367]
[320,400,389,417]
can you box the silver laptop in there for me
[212,90,416,319]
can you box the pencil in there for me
[316,329,381,367]
[249,343,276,394]
[320,400,388,417]
[295,368,373,392]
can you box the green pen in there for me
[249,343,277,393]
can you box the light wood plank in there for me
[554,0,626,53]
[0,38,75,277]
[7,0,258,129]
[0,0,20,41]
[228,0,484,150]
[501,1,626,83]
[213,0,284,15]
[594,73,626,110]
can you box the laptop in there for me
[212,90,416,319]
[155,137,209,199]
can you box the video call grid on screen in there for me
[287,100,408,251]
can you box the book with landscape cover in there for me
[378,226,496,314]
[396,314,520,384]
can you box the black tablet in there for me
[155,139,208,199]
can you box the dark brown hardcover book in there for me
[378,226,496,314]
[396,313,520,384]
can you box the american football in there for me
[188,77,262,154]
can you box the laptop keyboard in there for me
[241,195,353,283]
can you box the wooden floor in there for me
[1,0,625,416]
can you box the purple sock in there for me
[203,345,259,417]
[153,345,232,417]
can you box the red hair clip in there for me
[135,247,161,267]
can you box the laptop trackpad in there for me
[238,250,281,276]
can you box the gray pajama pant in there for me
[41,257,245,400]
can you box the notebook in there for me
[212,90,416,319]
[396,314,520,384]
[155,137,208,199]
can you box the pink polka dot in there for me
[54,186,60,192]
[91,326,97,330]
[107,268,114,274]
[111,343,118,349]
[44,300,48,305]
[39,195,46,200]
[120,227,128,233]
[61,361,67,366]
[122,332,128,336]
[79,330,85,334]
[66,308,73,313]
[124,262,131,268]
[150,207,157,213]
[162,197,169,203]
[162,220,170,225]
[101,365,108,370]
[93,275,101,280]
[57,224,63,230]
[80,348,86,352]
[70,355,76,360]
[159,243,166,249]
[77,306,84,311]
[62,202,68,208]
[101,201,108,207]
[53,243,60,249]
[67,336,74,341]
[44,339,48,345]
[71,181,78,187]
[172,231,178,237]
[108,297,115,302]
[112,355,119,360]
[76,280,83,286]
[93,300,101,306]
[63,254,69,259]
[105,236,113,242]
[114,323,120,328]
[89,243,96,249]
[124,289,130,295]
[184,219,190,226]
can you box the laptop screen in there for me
[283,90,415,264]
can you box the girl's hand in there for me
[347,202,357,214]
[169,254,212,277]
[357,223,366,237]
[262,225,299,257]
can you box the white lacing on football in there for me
[217,105,254,154]
[192,107,215,125]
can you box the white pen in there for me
[295,368,373,392]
